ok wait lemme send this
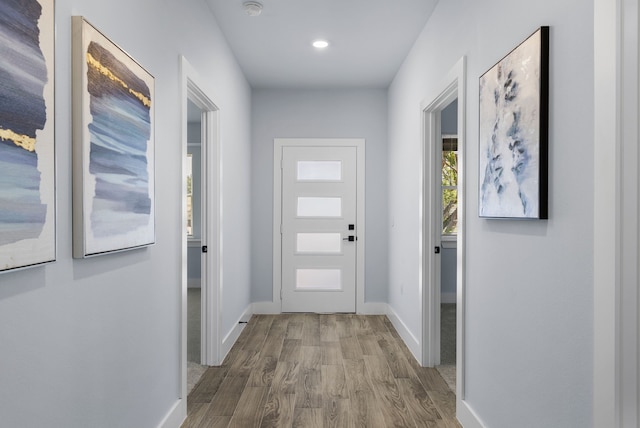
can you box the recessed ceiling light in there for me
[312,40,329,49]
[243,1,263,16]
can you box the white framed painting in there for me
[0,0,56,273]
[479,26,549,219]
[72,16,155,258]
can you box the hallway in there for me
[182,314,459,427]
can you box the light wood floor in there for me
[182,314,461,428]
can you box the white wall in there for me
[388,0,593,426]
[0,0,252,426]
[251,89,388,305]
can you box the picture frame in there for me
[72,16,155,258]
[0,0,56,273]
[478,26,549,219]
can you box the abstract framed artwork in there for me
[0,0,56,273]
[479,26,549,219]
[72,17,155,258]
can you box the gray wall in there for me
[187,245,202,282]
[251,89,388,304]
[388,0,593,426]
[440,247,456,298]
[441,99,458,135]
[0,1,252,426]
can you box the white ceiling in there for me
[206,0,439,89]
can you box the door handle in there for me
[343,236,356,242]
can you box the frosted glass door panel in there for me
[296,233,342,253]
[297,197,342,217]
[296,269,342,290]
[297,161,342,181]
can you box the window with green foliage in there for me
[442,136,458,235]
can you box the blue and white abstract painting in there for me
[74,18,155,257]
[0,0,55,272]
[479,28,547,219]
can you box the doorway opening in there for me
[186,99,206,391]
[180,57,221,402]
[437,99,458,391]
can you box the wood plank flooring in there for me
[182,314,461,428]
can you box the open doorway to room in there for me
[186,99,206,391]
[180,56,222,401]
[421,58,468,420]
[437,99,458,391]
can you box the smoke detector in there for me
[243,1,263,16]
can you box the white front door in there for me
[280,145,358,313]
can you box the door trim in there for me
[273,138,365,313]
[421,58,464,369]
[180,56,222,402]
[593,0,639,425]
[420,57,482,427]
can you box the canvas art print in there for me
[72,17,155,257]
[0,0,56,272]
[479,26,549,219]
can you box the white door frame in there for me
[421,57,482,427]
[422,99,445,368]
[273,138,365,313]
[421,58,464,369]
[180,56,222,401]
[593,0,640,426]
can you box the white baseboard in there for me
[387,305,421,363]
[252,301,281,314]
[457,399,486,428]
[357,302,388,315]
[157,398,185,428]
[220,305,253,362]
[441,292,457,304]
[252,300,388,315]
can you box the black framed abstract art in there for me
[0,0,56,273]
[479,26,549,219]
[72,17,155,258]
